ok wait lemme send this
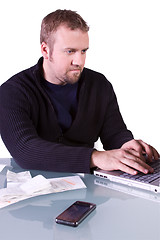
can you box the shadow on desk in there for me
[6,174,134,228]
[0,158,159,240]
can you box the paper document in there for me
[0,170,86,209]
[0,165,7,172]
[7,171,32,188]
[0,164,12,172]
[0,159,12,172]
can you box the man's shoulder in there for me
[0,59,43,104]
[1,60,41,91]
[83,67,105,78]
[83,67,112,87]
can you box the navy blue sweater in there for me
[0,58,133,173]
[42,78,78,132]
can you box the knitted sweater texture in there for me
[0,58,133,173]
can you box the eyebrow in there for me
[64,47,89,51]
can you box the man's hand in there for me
[91,139,159,175]
[121,139,159,162]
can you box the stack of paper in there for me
[0,170,86,209]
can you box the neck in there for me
[42,59,63,85]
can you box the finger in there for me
[124,149,146,162]
[138,140,154,161]
[151,147,160,160]
[122,140,147,161]
[120,157,154,174]
[137,140,159,161]
[122,139,143,153]
[118,162,138,175]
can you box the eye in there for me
[65,49,75,55]
[81,49,88,54]
[67,50,73,54]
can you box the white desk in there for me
[0,158,160,240]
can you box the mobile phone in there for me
[55,201,96,227]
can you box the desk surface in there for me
[0,158,160,240]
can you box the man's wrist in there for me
[90,149,98,168]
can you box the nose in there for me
[71,52,85,67]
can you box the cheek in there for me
[50,52,74,73]
[80,54,87,67]
[57,54,71,67]
[55,61,70,75]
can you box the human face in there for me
[42,25,89,85]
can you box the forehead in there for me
[53,25,89,49]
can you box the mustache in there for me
[69,66,82,71]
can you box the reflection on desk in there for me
[0,158,160,240]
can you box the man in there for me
[0,10,159,174]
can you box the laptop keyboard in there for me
[119,160,160,183]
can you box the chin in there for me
[66,74,81,84]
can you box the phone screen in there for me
[55,201,96,227]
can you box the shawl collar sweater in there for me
[0,58,133,173]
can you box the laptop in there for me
[94,159,160,193]
[94,178,160,202]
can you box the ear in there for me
[41,42,49,59]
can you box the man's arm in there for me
[0,82,93,173]
[92,77,159,174]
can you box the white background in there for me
[0,0,159,157]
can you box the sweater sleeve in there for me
[99,82,134,150]
[0,82,93,173]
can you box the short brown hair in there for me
[40,9,89,45]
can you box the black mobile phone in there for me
[55,201,96,227]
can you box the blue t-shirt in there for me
[42,79,78,132]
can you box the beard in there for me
[48,54,83,85]
[62,67,83,85]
